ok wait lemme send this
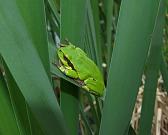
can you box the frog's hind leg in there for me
[84,78,97,91]
[83,78,102,96]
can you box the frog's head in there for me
[57,46,79,79]
[57,45,76,67]
[83,78,104,97]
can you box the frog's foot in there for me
[89,90,100,96]
[82,85,100,96]
[59,66,66,72]
[59,43,67,47]
[82,85,90,92]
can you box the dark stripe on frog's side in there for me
[63,55,75,70]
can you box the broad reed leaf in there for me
[100,0,161,134]
[15,0,50,76]
[0,1,68,134]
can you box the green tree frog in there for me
[57,42,105,96]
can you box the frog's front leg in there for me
[59,66,78,79]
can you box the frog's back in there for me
[73,48,103,82]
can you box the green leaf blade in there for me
[0,1,68,134]
[0,72,21,135]
[100,0,161,135]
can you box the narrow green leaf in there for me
[84,19,97,61]
[160,53,168,93]
[46,0,60,37]
[89,0,103,70]
[104,0,114,68]
[46,7,60,38]
[0,72,20,135]
[87,94,100,131]
[85,0,102,70]
[99,0,161,134]
[80,104,93,135]
[138,1,165,134]
[95,97,102,124]
[47,0,60,23]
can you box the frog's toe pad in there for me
[82,86,100,96]
[59,66,65,72]
[82,85,90,92]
